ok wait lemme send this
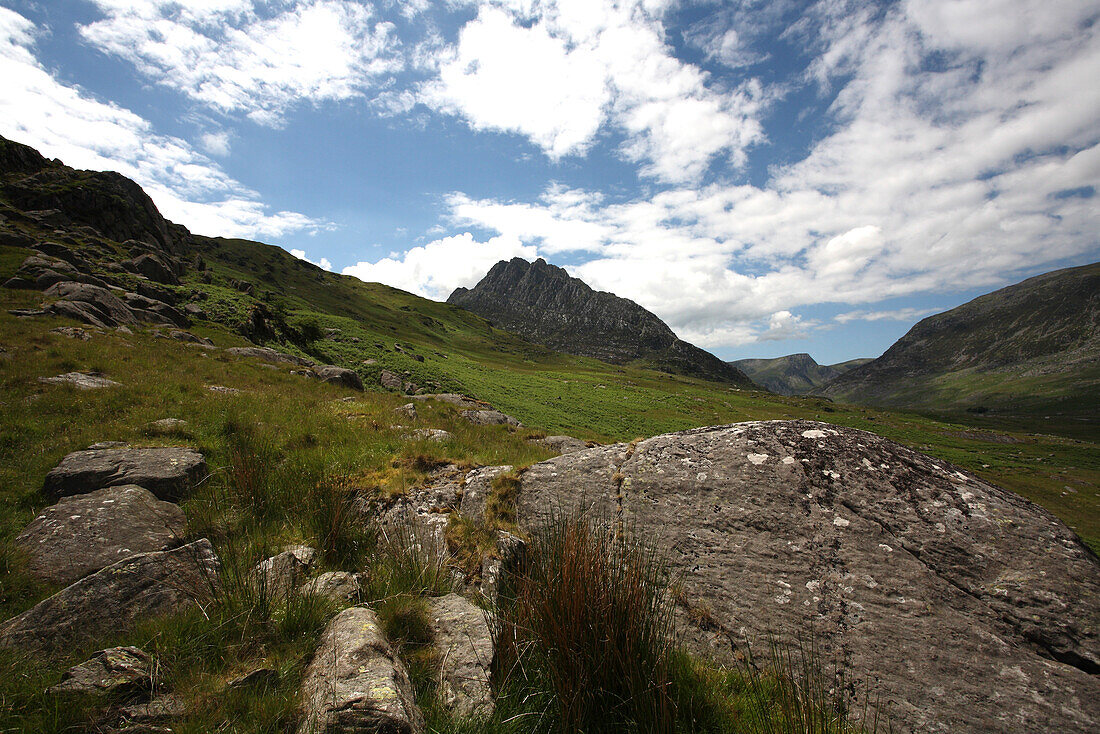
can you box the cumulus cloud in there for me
[0,7,325,239]
[79,0,401,126]
[422,0,765,182]
[290,249,333,271]
[834,307,942,324]
[341,232,537,299]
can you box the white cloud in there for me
[422,0,764,182]
[290,249,333,271]
[0,7,324,239]
[341,232,537,299]
[835,307,942,324]
[79,0,401,126]
[199,131,231,156]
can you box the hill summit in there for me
[448,258,754,386]
[731,353,871,395]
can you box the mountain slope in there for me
[731,353,871,395]
[815,262,1100,423]
[448,257,754,386]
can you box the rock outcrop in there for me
[426,594,494,718]
[448,258,755,386]
[16,484,187,586]
[43,446,207,502]
[0,539,221,654]
[298,606,423,734]
[500,420,1100,734]
[47,646,152,697]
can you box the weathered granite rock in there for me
[534,435,593,454]
[43,447,207,502]
[50,326,92,340]
[395,402,418,420]
[226,346,313,366]
[411,393,491,410]
[122,292,189,328]
[125,253,178,285]
[38,372,120,390]
[459,465,513,524]
[118,693,187,725]
[143,418,189,436]
[512,420,1100,734]
[298,606,424,734]
[426,594,494,718]
[252,546,316,598]
[299,571,361,603]
[379,369,403,391]
[44,281,136,328]
[15,485,186,586]
[408,428,451,442]
[460,409,521,427]
[311,364,364,391]
[166,329,212,346]
[47,646,152,696]
[479,530,526,603]
[0,539,221,654]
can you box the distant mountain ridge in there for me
[448,258,755,386]
[731,353,871,395]
[814,262,1100,422]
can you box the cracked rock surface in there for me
[514,420,1100,734]
[44,447,207,502]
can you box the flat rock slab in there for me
[16,485,186,586]
[0,539,220,654]
[514,420,1100,734]
[312,364,364,390]
[47,646,152,696]
[412,394,492,410]
[298,606,424,734]
[459,465,513,524]
[534,435,593,454]
[460,409,521,427]
[44,447,206,502]
[427,594,494,718]
[39,372,120,389]
[225,346,313,366]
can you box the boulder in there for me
[379,369,403,391]
[121,293,188,328]
[395,402,418,420]
[143,418,189,436]
[44,281,137,328]
[252,546,316,598]
[299,571,362,603]
[480,530,526,603]
[15,485,187,586]
[126,253,178,285]
[166,330,212,346]
[43,447,207,502]
[311,364,364,391]
[426,594,494,718]
[298,606,424,734]
[511,420,1100,734]
[459,465,513,524]
[225,346,314,367]
[117,693,187,725]
[0,539,221,654]
[408,428,451,442]
[534,435,593,454]
[50,326,92,340]
[460,409,521,427]
[38,372,120,390]
[46,646,152,696]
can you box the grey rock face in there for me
[0,539,221,654]
[43,447,207,502]
[426,594,494,718]
[459,465,513,524]
[118,693,187,725]
[38,371,120,389]
[16,485,186,586]
[47,646,152,696]
[143,418,189,436]
[252,546,316,598]
[511,420,1100,733]
[408,428,451,442]
[311,364,364,390]
[534,435,593,454]
[225,346,314,366]
[122,293,188,327]
[411,394,491,410]
[126,253,178,285]
[460,409,521,427]
[44,281,136,328]
[299,571,362,603]
[479,530,526,603]
[298,606,424,734]
[395,402,418,420]
[379,369,404,391]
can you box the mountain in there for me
[448,257,755,387]
[731,353,871,395]
[815,262,1100,423]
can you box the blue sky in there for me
[1,0,1097,364]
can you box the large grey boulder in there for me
[43,447,206,502]
[122,292,188,327]
[15,485,186,586]
[38,372,120,390]
[0,539,221,654]
[411,394,491,410]
[426,594,494,718]
[298,606,424,734]
[458,465,513,524]
[299,571,362,603]
[251,546,316,598]
[47,646,152,696]
[311,364,364,391]
[225,346,314,366]
[379,369,404,391]
[44,281,136,328]
[534,435,593,454]
[511,420,1100,733]
[460,409,521,427]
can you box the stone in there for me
[122,292,189,328]
[0,539,221,654]
[205,384,240,393]
[534,435,593,454]
[299,571,361,603]
[480,531,526,603]
[50,326,92,340]
[228,667,279,689]
[118,693,187,725]
[408,428,451,442]
[225,346,314,366]
[379,369,403,391]
[167,330,212,346]
[426,594,494,718]
[143,418,189,436]
[459,465,513,524]
[460,409,522,427]
[38,372,120,390]
[311,364,364,391]
[298,606,424,734]
[511,420,1100,734]
[126,253,178,285]
[47,646,152,697]
[44,281,136,328]
[43,446,207,502]
[395,402,418,420]
[15,485,186,587]
[252,546,316,598]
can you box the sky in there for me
[0,0,1097,364]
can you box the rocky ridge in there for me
[732,352,871,395]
